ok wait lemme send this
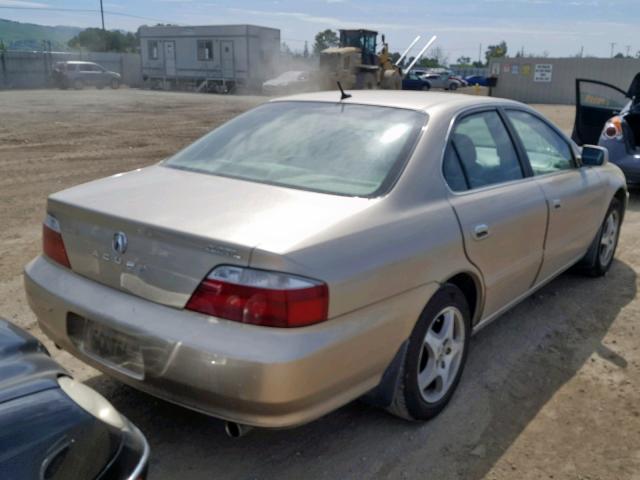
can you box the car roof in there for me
[271,90,522,114]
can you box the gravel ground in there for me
[0,89,638,480]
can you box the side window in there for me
[148,40,159,60]
[198,40,213,61]
[506,110,574,175]
[443,144,468,191]
[445,110,523,190]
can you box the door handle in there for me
[552,198,562,209]
[472,224,490,240]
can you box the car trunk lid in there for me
[47,165,373,308]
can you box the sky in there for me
[0,0,638,61]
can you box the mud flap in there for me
[360,341,408,408]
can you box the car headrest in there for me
[452,133,477,164]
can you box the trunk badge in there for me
[112,232,128,255]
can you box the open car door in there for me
[628,73,640,105]
[572,79,629,145]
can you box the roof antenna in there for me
[337,81,352,100]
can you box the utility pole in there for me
[626,45,632,57]
[478,43,482,65]
[580,45,584,58]
[610,42,616,58]
[100,0,105,30]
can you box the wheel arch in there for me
[613,187,627,221]
[443,271,483,326]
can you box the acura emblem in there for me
[112,232,128,255]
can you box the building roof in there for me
[138,24,279,37]
[271,90,521,113]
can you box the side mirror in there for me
[581,145,608,166]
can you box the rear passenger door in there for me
[443,109,548,320]
[504,109,606,283]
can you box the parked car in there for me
[420,71,462,90]
[464,75,490,87]
[262,71,314,95]
[450,75,468,87]
[25,91,626,434]
[0,317,148,478]
[402,71,431,90]
[52,61,121,90]
[572,73,640,185]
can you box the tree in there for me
[414,46,448,68]
[68,28,137,52]
[456,56,471,66]
[303,41,309,58]
[313,29,339,55]
[485,41,507,63]
[614,52,625,59]
[390,51,401,65]
[281,42,292,55]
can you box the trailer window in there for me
[165,102,426,197]
[148,40,159,60]
[198,40,213,61]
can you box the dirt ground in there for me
[1,89,638,480]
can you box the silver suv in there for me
[52,61,121,90]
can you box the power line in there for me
[0,5,178,25]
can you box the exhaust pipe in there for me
[224,421,253,438]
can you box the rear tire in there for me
[110,78,120,89]
[387,284,470,421]
[73,79,84,90]
[449,82,458,91]
[580,197,622,277]
[422,84,431,91]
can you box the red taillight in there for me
[43,214,71,268]
[603,116,623,140]
[185,266,329,327]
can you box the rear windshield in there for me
[164,101,426,197]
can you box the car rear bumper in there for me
[600,139,640,184]
[25,256,433,428]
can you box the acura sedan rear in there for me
[25,91,627,429]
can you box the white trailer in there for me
[139,24,280,93]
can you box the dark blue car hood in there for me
[0,318,65,403]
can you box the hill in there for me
[0,18,82,51]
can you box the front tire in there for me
[73,79,84,90]
[581,197,622,277]
[111,78,120,89]
[387,284,470,421]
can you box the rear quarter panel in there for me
[251,105,483,328]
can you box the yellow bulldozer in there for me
[319,29,436,90]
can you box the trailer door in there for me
[164,41,176,77]
[221,40,234,78]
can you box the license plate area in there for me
[71,314,144,380]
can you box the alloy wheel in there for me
[417,306,466,403]
[599,209,619,266]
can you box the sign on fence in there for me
[534,64,553,82]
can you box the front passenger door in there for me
[505,109,606,283]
